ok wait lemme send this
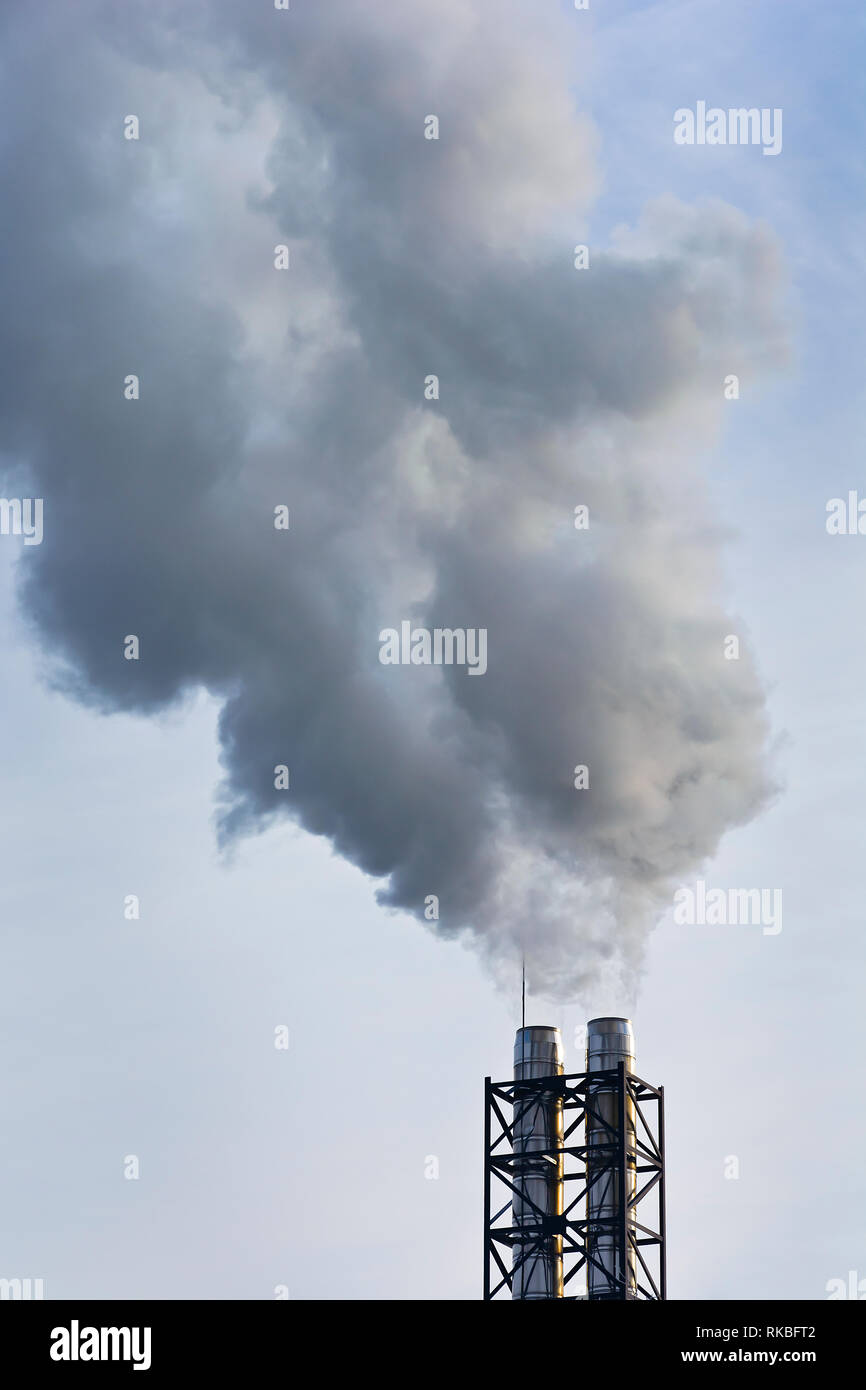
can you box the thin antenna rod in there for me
[521,957,525,1034]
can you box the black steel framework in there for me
[483,1062,666,1300]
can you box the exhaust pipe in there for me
[585,1017,637,1299]
[511,1026,564,1299]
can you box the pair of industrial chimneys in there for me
[512,1016,636,1300]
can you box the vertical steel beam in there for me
[617,1060,629,1300]
[658,1084,667,1302]
[483,1077,491,1302]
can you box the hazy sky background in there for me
[1,0,864,1299]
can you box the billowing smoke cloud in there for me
[0,1,785,997]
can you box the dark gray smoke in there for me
[0,1,786,996]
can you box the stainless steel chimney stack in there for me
[485,1017,665,1300]
[585,1017,637,1299]
[511,1026,564,1299]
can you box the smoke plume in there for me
[0,1,786,995]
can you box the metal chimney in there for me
[511,1025,564,1299]
[585,1017,637,1299]
[484,1017,664,1300]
